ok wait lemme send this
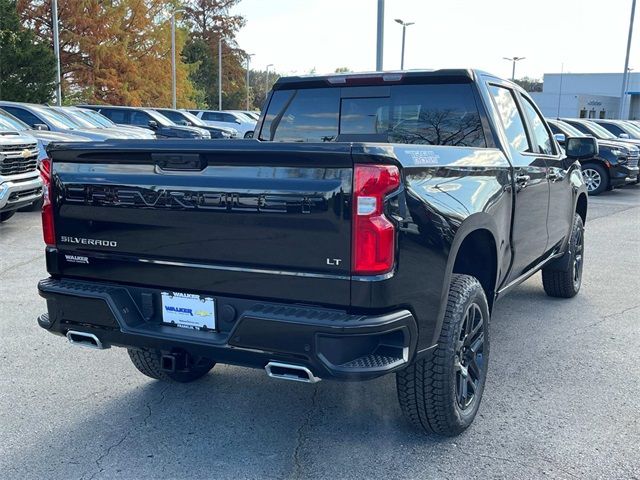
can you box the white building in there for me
[531,72,640,120]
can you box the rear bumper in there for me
[37,278,419,380]
[0,174,42,212]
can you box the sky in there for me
[232,0,639,80]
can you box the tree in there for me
[17,0,195,107]
[0,0,55,102]
[514,77,543,93]
[248,68,281,110]
[182,0,247,109]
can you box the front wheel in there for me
[582,164,608,195]
[542,214,584,298]
[396,274,490,436]
[0,211,16,223]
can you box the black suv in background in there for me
[153,109,236,139]
[548,119,639,194]
[82,106,210,139]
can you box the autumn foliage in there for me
[15,0,251,108]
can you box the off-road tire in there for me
[396,274,490,436]
[542,214,584,298]
[127,348,215,383]
[0,211,16,223]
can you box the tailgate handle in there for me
[153,153,204,171]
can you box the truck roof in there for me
[273,69,483,90]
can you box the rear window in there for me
[259,83,486,147]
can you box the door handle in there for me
[515,174,530,187]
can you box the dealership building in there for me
[531,72,640,120]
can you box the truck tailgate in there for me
[48,141,353,306]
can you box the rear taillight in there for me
[40,158,56,247]
[352,164,400,275]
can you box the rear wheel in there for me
[396,274,490,436]
[244,131,254,139]
[582,163,608,195]
[0,211,16,223]
[127,348,215,383]
[542,214,584,298]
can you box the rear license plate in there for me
[161,292,216,331]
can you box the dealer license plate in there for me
[161,292,216,331]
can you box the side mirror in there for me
[553,133,566,145]
[566,136,598,160]
[148,120,158,130]
[33,123,49,131]
[619,133,630,139]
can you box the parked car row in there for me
[547,118,640,195]
[0,101,260,223]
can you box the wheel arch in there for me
[429,214,501,346]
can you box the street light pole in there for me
[618,0,636,119]
[265,64,274,97]
[503,56,525,81]
[218,36,223,110]
[246,54,254,110]
[376,0,385,70]
[171,9,184,109]
[52,0,62,106]
[395,19,415,70]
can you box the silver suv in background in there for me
[0,130,43,223]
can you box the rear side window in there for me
[101,109,128,124]
[488,85,531,153]
[260,84,485,146]
[202,112,223,121]
[2,106,41,127]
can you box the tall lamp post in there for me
[218,35,223,110]
[246,53,254,110]
[171,9,185,109]
[376,0,385,70]
[52,0,62,106]
[265,64,274,97]
[503,56,526,81]
[619,0,636,119]
[394,19,414,70]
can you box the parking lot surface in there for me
[1,186,639,480]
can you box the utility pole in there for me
[556,63,564,118]
[218,36,222,110]
[376,0,385,70]
[265,64,273,97]
[395,19,415,70]
[52,0,62,106]
[171,9,184,109]
[503,56,525,81]
[619,0,636,119]
[246,54,254,110]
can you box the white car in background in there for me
[190,110,256,138]
[225,110,260,122]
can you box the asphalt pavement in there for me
[1,185,639,480]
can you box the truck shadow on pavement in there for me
[6,280,594,479]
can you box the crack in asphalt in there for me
[83,385,169,480]
[290,385,319,480]
[0,254,41,277]
[466,451,581,479]
[575,304,640,334]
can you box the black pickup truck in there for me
[37,70,594,436]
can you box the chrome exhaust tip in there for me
[265,361,320,383]
[66,330,105,350]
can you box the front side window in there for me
[2,106,41,127]
[488,85,530,153]
[130,111,151,126]
[521,96,555,155]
